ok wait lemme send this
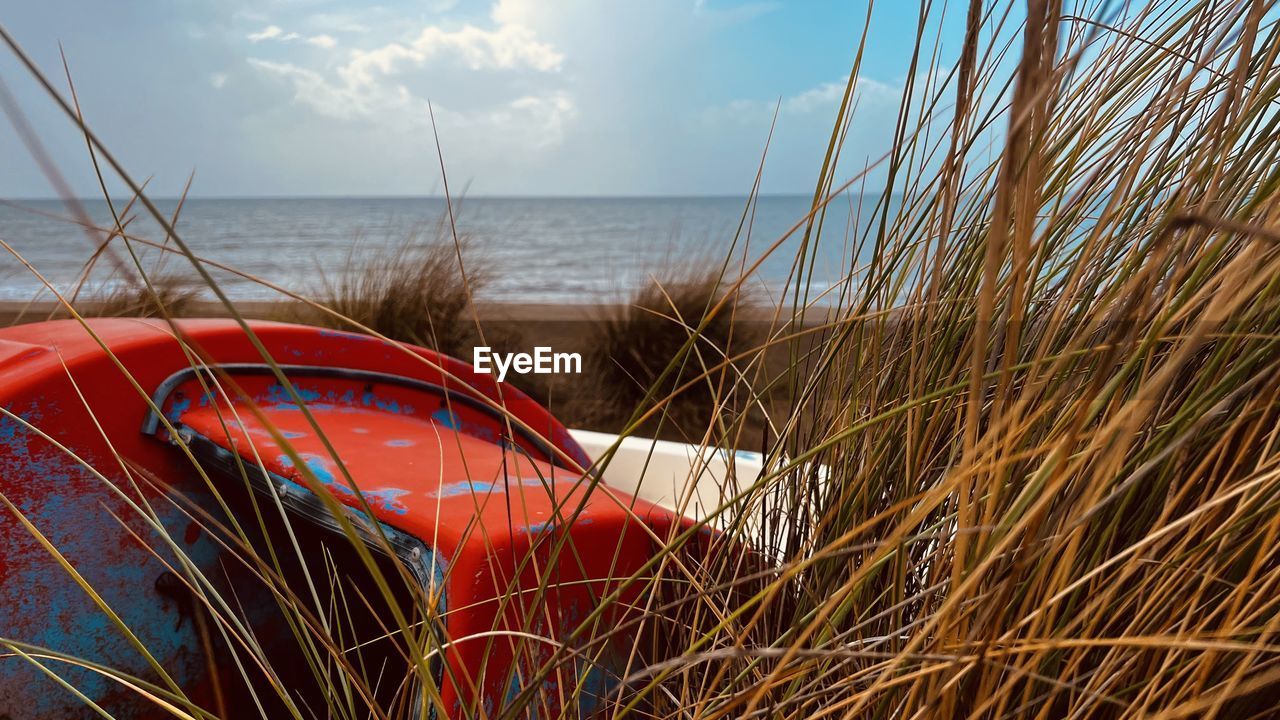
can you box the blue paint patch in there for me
[301,454,337,486]
[504,669,526,716]
[501,651,617,718]
[428,476,559,498]
[385,438,416,447]
[362,487,411,515]
[0,410,25,446]
[575,661,617,717]
[431,408,459,430]
[265,382,322,406]
[431,480,499,497]
[164,396,192,422]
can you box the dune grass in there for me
[555,270,767,443]
[3,0,1280,718]
[84,273,201,318]
[291,224,494,360]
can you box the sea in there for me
[0,196,870,305]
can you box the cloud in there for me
[247,9,567,136]
[493,92,577,147]
[342,23,563,80]
[247,25,283,42]
[248,51,575,142]
[249,59,359,118]
[249,23,337,48]
[783,81,847,114]
[701,76,899,127]
[210,72,229,89]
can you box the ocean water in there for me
[0,196,866,304]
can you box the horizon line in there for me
[6,191,888,203]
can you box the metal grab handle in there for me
[141,362,561,466]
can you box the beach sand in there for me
[0,300,789,356]
[1,299,796,446]
[0,299,608,347]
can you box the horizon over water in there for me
[0,195,873,305]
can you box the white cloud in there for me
[249,59,366,120]
[783,81,847,114]
[247,10,568,143]
[251,55,575,138]
[249,24,335,48]
[247,25,283,42]
[210,72,229,89]
[247,22,332,47]
[495,93,577,147]
[702,76,899,126]
[341,23,563,83]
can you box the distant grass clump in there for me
[299,226,494,359]
[570,270,765,442]
[86,273,199,318]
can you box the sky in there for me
[0,1,967,198]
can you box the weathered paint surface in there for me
[0,319,679,718]
[161,363,671,715]
[0,402,231,717]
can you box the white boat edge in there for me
[568,428,766,526]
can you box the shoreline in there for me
[0,299,794,327]
[0,299,616,326]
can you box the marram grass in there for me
[3,0,1280,717]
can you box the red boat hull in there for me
[0,319,684,717]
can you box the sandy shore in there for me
[0,299,612,324]
[0,298,804,446]
[0,298,790,370]
[0,300,620,377]
[1,299,790,329]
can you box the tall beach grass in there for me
[3,0,1280,717]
